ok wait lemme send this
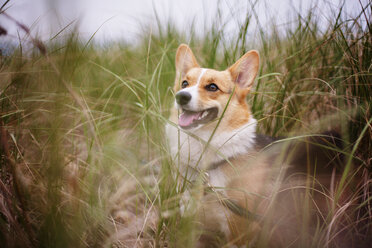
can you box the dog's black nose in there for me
[176,91,191,105]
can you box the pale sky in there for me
[0,0,366,45]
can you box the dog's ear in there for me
[175,44,199,78]
[228,50,259,90]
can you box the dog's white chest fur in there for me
[166,118,257,179]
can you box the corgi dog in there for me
[166,44,348,247]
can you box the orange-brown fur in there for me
[173,70,252,131]
[197,151,350,247]
[172,44,257,133]
[169,44,351,247]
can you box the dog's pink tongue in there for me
[179,111,202,127]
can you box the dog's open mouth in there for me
[178,107,218,129]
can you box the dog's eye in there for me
[181,80,189,88]
[205,83,219,92]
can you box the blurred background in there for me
[1,0,365,44]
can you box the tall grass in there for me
[0,1,371,247]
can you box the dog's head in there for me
[173,44,259,131]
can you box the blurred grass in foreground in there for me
[0,1,371,247]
